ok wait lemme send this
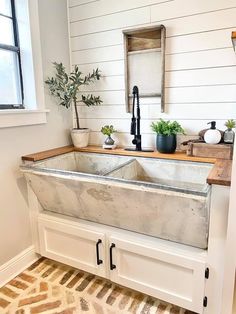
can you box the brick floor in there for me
[0,258,196,313]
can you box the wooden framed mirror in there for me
[123,25,166,113]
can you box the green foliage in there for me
[151,119,185,136]
[45,62,102,129]
[101,125,117,136]
[225,119,236,129]
[81,94,102,107]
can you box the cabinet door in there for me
[38,217,106,277]
[108,236,206,313]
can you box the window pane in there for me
[0,15,14,45]
[0,0,12,16]
[0,49,22,105]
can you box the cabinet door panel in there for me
[109,236,205,313]
[38,217,106,277]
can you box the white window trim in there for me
[0,0,49,128]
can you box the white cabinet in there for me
[108,235,206,313]
[38,217,106,278]
[38,214,206,313]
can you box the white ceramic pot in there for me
[71,128,90,148]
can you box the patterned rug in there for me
[0,257,195,313]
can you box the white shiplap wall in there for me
[67,0,236,148]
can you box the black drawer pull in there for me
[110,243,116,270]
[96,239,103,265]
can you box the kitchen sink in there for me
[21,152,213,249]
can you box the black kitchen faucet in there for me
[125,86,154,152]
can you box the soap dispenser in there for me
[204,121,221,144]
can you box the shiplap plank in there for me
[78,90,125,105]
[69,0,98,7]
[166,85,236,104]
[78,103,236,120]
[70,30,122,51]
[75,61,125,76]
[70,7,150,37]
[80,75,124,92]
[79,118,227,135]
[163,8,236,37]
[69,0,170,22]
[166,48,236,71]
[72,45,123,64]
[166,28,234,54]
[151,0,236,24]
[165,66,236,87]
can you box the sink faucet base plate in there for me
[124,148,154,152]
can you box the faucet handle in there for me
[132,135,141,146]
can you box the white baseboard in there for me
[0,245,39,287]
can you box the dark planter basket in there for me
[156,134,177,153]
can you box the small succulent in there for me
[225,119,236,129]
[151,119,185,136]
[101,125,117,137]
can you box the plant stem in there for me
[74,98,80,129]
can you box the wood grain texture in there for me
[21,146,74,162]
[187,143,233,160]
[21,145,232,186]
[207,159,232,186]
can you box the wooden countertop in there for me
[21,145,74,162]
[22,145,232,186]
[207,159,232,186]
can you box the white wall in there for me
[68,0,236,148]
[0,0,72,266]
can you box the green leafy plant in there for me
[225,119,236,129]
[101,125,117,137]
[45,62,102,129]
[151,119,185,136]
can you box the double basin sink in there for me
[21,152,213,249]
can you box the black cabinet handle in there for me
[110,243,116,270]
[96,239,103,265]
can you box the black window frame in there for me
[0,0,24,109]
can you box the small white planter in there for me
[71,128,90,148]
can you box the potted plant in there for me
[151,119,185,153]
[101,125,117,149]
[45,62,102,148]
[224,119,235,143]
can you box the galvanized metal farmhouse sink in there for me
[21,152,213,249]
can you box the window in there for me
[0,0,24,109]
[0,0,48,128]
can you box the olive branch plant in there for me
[45,62,102,129]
